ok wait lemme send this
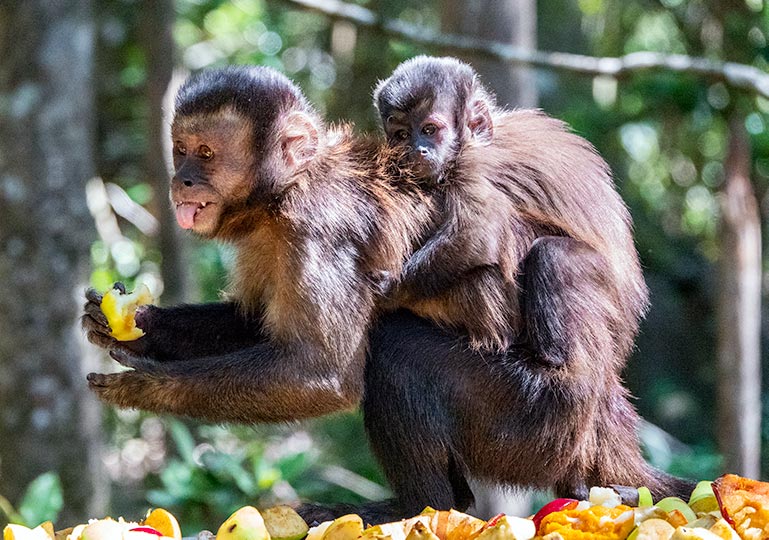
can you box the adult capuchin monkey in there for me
[82,66,437,435]
[361,55,694,514]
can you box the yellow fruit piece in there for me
[321,514,364,540]
[142,508,182,540]
[4,523,54,540]
[100,284,153,341]
[216,506,270,540]
[539,504,635,540]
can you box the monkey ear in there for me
[280,111,320,171]
[467,99,493,144]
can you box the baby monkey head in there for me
[170,66,322,239]
[374,56,495,184]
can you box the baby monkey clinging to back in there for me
[365,55,693,508]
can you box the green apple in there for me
[261,506,308,540]
[637,487,654,507]
[216,507,270,540]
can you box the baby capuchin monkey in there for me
[365,55,694,509]
[82,66,436,427]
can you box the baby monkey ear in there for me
[467,99,493,144]
[280,111,320,171]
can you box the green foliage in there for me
[140,417,384,535]
[0,473,63,528]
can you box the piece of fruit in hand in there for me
[261,506,309,540]
[100,284,153,341]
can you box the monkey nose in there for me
[418,147,429,156]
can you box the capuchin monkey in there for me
[361,55,694,514]
[82,65,436,426]
[81,63,692,525]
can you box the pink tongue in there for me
[175,203,199,229]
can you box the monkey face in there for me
[382,107,458,184]
[170,111,253,238]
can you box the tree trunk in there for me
[716,116,762,478]
[140,0,189,305]
[440,0,538,108]
[0,0,107,525]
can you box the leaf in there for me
[17,472,63,527]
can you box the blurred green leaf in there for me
[17,473,63,527]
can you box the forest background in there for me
[1,0,768,536]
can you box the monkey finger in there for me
[86,372,110,388]
[85,287,104,304]
[82,301,109,327]
[112,282,127,294]
[85,326,117,350]
[109,349,158,372]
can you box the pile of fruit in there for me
[5,474,769,540]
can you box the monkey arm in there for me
[520,236,627,370]
[83,288,265,361]
[86,338,364,423]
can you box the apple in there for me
[688,482,718,515]
[216,507,270,540]
[637,487,654,507]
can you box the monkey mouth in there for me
[173,201,216,230]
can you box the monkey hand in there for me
[87,370,176,413]
[82,285,150,357]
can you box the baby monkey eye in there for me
[174,141,187,155]
[198,145,214,160]
[421,124,437,136]
[394,130,410,141]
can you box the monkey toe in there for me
[86,372,109,387]
[84,288,104,304]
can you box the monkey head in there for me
[170,66,321,239]
[374,56,495,184]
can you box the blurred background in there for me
[1,0,768,535]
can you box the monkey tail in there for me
[640,464,698,501]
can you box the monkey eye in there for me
[394,130,409,141]
[421,124,438,136]
[174,141,187,155]
[198,145,214,160]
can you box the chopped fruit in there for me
[688,483,718,515]
[305,522,332,540]
[655,498,696,524]
[589,488,622,509]
[630,518,675,540]
[100,284,154,341]
[712,474,769,539]
[3,523,54,540]
[261,506,309,540]
[216,507,270,540]
[637,488,654,508]
[532,499,579,530]
[538,504,635,539]
[405,522,440,540]
[141,509,181,540]
[321,515,364,540]
[476,516,534,540]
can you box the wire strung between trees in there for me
[283,0,769,100]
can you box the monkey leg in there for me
[363,310,475,518]
[520,236,626,371]
[83,288,265,361]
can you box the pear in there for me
[216,507,270,540]
[670,526,722,540]
[261,506,309,540]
